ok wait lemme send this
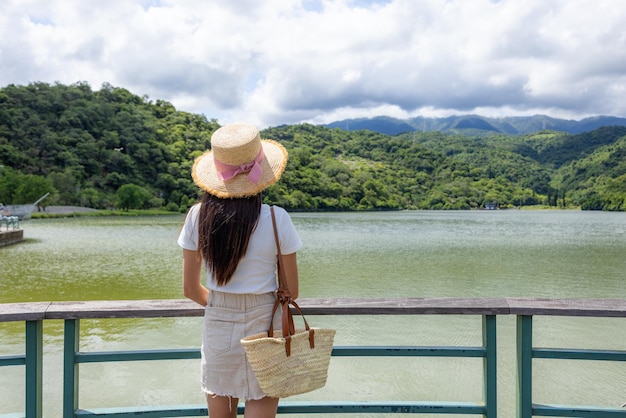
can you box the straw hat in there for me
[192,123,288,198]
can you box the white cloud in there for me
[0,0,624,128]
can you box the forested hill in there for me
[1,82,625,212]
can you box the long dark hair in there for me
[197,192,262,286]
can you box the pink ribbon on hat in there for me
[214,147,265,184]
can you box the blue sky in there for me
[1,0,625,128]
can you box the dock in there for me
[0,228,23,247]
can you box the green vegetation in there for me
[1,82,625,211]
[0,81,215,212]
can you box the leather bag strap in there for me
[270,206,289,299]
[269,206,314,356]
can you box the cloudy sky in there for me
[1,0,625,128]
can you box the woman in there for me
[178,123,302,418]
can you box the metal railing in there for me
[1,298,625,418]
[0,215,20,230]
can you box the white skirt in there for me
[201,290,279,400]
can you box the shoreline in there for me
[31,205,584,219]
[32,206,179,218]
[43,206,100,214]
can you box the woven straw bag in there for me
[241,304,336,398]
[241,207,335,398]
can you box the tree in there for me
[115,184,151,210]
[0,168,55,211]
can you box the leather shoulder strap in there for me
[270,206,288,291]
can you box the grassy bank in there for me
[32,209,181,219]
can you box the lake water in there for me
[1,210,625,416]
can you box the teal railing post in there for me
[25,320,43,418]
[483,315,497,418]
[516,315,533,418]
[64,319,80,418]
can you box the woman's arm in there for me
[182,249,209,307]
[281,252,299,300]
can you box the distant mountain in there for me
[324,115,626,135]
[325,116,415,135]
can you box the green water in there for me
[1,210,625,416]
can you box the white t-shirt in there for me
[178,203,302,294]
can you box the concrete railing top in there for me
[1,297,626,323]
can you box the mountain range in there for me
[324,114,626,136]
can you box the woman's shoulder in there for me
[189,202,201,214]
[262,204,289,217]
[183,202,201,221]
